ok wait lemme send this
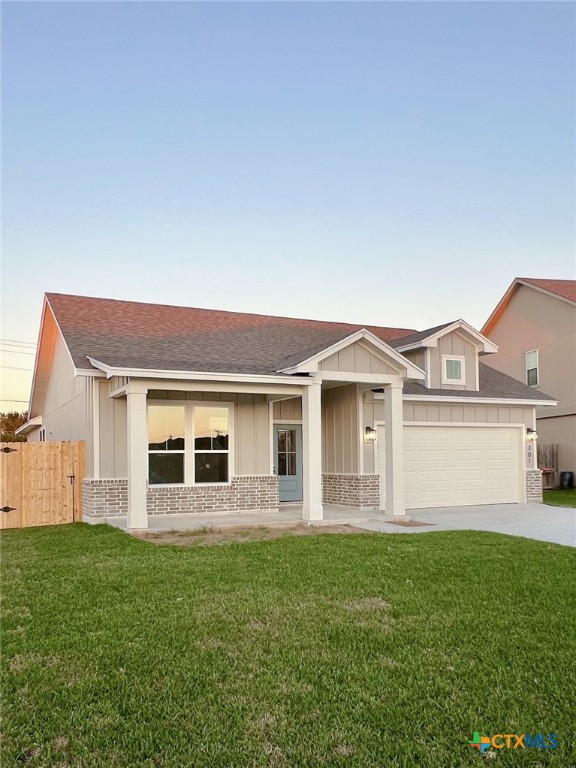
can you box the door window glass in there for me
[277,429,297,476]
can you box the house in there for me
[17,293,556,529]
[482,278,576,481]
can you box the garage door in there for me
[377,425,523,509]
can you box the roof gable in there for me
[278,329,426,379]
[391,319,497,354]
[482,278,576,335]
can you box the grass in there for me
[544,488,576,508]
[1,525,575,767]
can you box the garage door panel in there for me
[378,425,522,509]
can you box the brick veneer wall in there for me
[82,479,128,518]
[525,469,543,503]
[146,475,279,515]
[83,475,279,518]
[322,474,380,509]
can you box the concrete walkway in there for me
[356,503,576,547]
[102,502,575,547]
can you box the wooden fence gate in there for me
[0,441,86,530]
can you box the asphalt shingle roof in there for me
[46,293,416,375]
[46,293,555,401]
[389,321,456,349]
[401,363,556,401]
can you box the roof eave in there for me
[86,357,313,386]
[15,415,43,435]
[377,393,558,406]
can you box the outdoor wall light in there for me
[526,428,538,441]
[364,426,377,442]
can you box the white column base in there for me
[126,509,149,530]
[386,500,406,517]
[302,504,324,522]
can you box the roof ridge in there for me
[45,292,417,334]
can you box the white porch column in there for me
[384,381,406,516]
[302,379,323,521]
[126,383,148,529]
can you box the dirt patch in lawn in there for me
[131,523,368,547]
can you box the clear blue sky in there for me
[1,1,575,409]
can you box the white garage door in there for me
[377,425,523,509]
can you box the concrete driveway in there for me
[356,503,576,547]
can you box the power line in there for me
[0,339,36,347]
[0,399,29,403]
[0,349,36,356]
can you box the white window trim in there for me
[441,354,466,385]
[525,349,539,387]
[147,399,235,486]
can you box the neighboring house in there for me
[482,278,576,480]
[17,293,555,529]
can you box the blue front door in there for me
[274,424,303,502]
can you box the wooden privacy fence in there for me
[0,441,85,530]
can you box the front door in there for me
[274,424,303,502]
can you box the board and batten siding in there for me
[403,349,426,371]
[273,398,302,421]
[28,331,91,461]
[362,398,534,473]
[318,341,398,375]
[273,388,361,474]
[428,331,478,391]
[321,384,359,474]
[99,387,271,479]
[98,381,128,478]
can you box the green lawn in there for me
[1,525,575,767]
[544,488,576,508]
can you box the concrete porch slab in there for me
[95,502,575,547]
[99,504,394,532]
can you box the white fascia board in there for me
[15,415,43,435]
[315,371,405,385]
[395,320,499,354]
[278,328,426,380]
[373,392,558,407]
[86,357,313,386]
[27,299,50,416]
[75,368,106,378]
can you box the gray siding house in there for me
[482,278,576,479]
[19,293,555,528]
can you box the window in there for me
[526,350,539,386]
[39,428,46,442]
[194,406,230,484]
[147,403,232,485]
[277,428,297,475]
[442,355,465,385]
[148,406,185,484]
